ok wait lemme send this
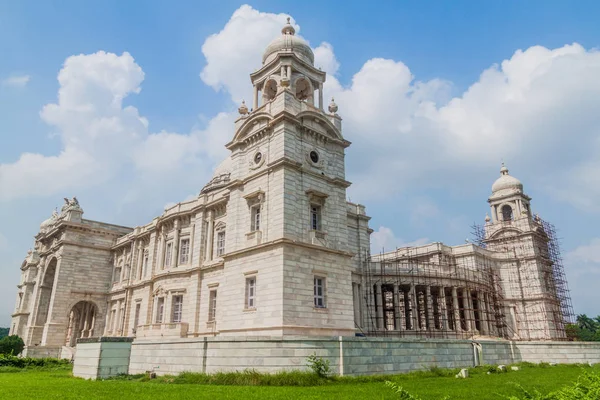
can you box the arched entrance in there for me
[65,301,98,347]
[35,258,57,327]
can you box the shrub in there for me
[0,335,24,356]
[306,353,331,378]
[0,354,71,369]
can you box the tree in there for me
[0,335,25,356]
[572,314,600,342]
[0,328,9,339]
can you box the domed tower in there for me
[248,18,327,111]
[484,164,564,340]
[487,163,531,224]
[213,18,362,337]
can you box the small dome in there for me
[262,18,314,65]
[491,163,523,194]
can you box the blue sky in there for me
[1,1,600,326]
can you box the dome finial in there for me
[328,97,338,114]
[282,17,295,35]
[500,161,509,176]
[238,99,248,116]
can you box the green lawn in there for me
[0,364,597,400]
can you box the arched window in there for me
[263,79,278,101]
[295,77,313,103]
[501,205,513,221]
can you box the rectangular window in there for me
[133,303,141,332]
[216,231,226,256]
[314,277,326,308]
[179,239,190,264]
[156,297,165,323]
[164,242,172,267]
[208,290,217,321]
[251,206,261,231]
[245,277,256,309]
[172,295,183,323]
[311,205,321,230]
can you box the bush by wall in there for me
[0,335,24,356]
[0,354,71,369]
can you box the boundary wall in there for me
[74,336,600,379]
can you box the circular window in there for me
[254,152,262,164]
[310,151,319,163]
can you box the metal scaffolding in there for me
[358,215,573,341]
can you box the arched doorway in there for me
[35,258,57,327]
[65,301,98,347]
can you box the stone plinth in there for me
[73,337,133,380]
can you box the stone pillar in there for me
[89,308,96,337]
[287,66,292,82]
[425,286,434,330]
[136,242,143,280]
[205,210,215,263]
[480,292,489,334]
[417,290,426,330]
[463,288,472,331]
[409,284,417,330]
[375,285,384,330]
[158,228,166,270]
[318,82,323,110]
[452,287,460,331]
[397,288,405,331]
[253,86,258,110]
[439,287,448,331]
[171,219,180,268]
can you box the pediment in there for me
[229,113,274,146]
[296,111,344,142]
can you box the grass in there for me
[0,363,598,399]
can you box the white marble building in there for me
[10,20,571,358]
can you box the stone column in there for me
[396,288,405,331]
[452,287,460,331]
[287,66,291,82]
[463,288,472,331]
[485,293,495,335]
[480,292,489,335]
[417,291,427,330]
[375,284,384,330]
[409,284,417,330]
[171,219,180,268]
[205,210,215,262]
[318,82,323,110]
[439,287,448,331]
[136,242,143,280]
[425,286,434,330]
[158,228,166,270]
[89,309,96,337]
[165,294,172,324]
[253,86,258,110]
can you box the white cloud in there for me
[0,51,230,202]
[2,75,30,87]
[370,226,430,254]
[200,5,296,103]
[316,42,600,211]
[565,238,600,265]
[564,239,600,315]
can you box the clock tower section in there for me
[222,19,357,336]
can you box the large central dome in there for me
[262,18,314,65]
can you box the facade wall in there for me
[123,337,600,377]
